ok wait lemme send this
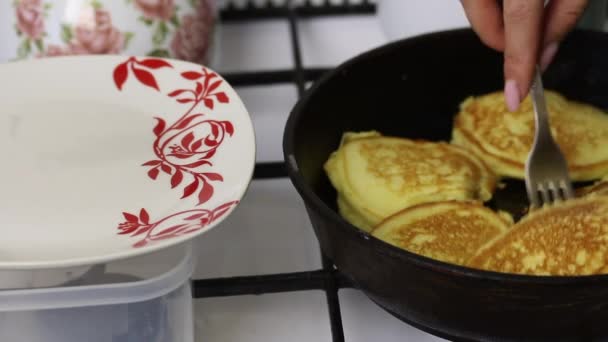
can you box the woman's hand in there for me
[460,0,588,111]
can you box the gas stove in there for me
[191,1,446,340]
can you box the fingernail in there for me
[504,79,521,112]
[540,42,559,72]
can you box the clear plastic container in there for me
[0,243,195,342]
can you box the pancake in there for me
[452,90,608,181]
[468,196,608,276]
[372,201,512,266]
[324,131,497,231]
[577,175,608,198]
[336,195,372,232]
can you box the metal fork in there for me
[524,65,575,208]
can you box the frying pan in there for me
[283,28,608,342]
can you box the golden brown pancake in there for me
[372,201,512,266]
[324,131,497,231]
[469,196,608,276]
[452,90,608,181]
[577,175,608,198]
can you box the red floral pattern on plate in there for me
[118,201,239,248]
[113,57,236,247]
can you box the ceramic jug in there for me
[0,0,219,66]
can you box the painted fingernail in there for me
[504,79,521,112]
[540,42,559,72]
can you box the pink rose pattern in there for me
[42,44,67,57]
[13,0,49,58]
[40,8,130,57]
[15,0,45,40]
[170,0,215,64]
[12,0,214,64]
[132,0,215,63]
[134,0,175,21]
[71,9,126,54]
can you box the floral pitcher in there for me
[0,0,218,66]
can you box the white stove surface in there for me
[192,3,450,341]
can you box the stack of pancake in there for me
[453,90,608,181]
[324,90,608,275]
[324,131,497,232]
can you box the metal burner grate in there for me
[191,1,376,341]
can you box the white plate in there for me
[0,55,255,269]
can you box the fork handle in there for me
[530,65,552,141]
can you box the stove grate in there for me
[192,2,376,341]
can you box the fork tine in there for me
[525,66,575,208]
[547,180,563,203]
[538,183,551,205]
[527,183,540,208]
[560,179,575,199]
[534,180,574,208]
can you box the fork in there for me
[524,65,575,208]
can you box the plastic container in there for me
[0,243,195,342]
